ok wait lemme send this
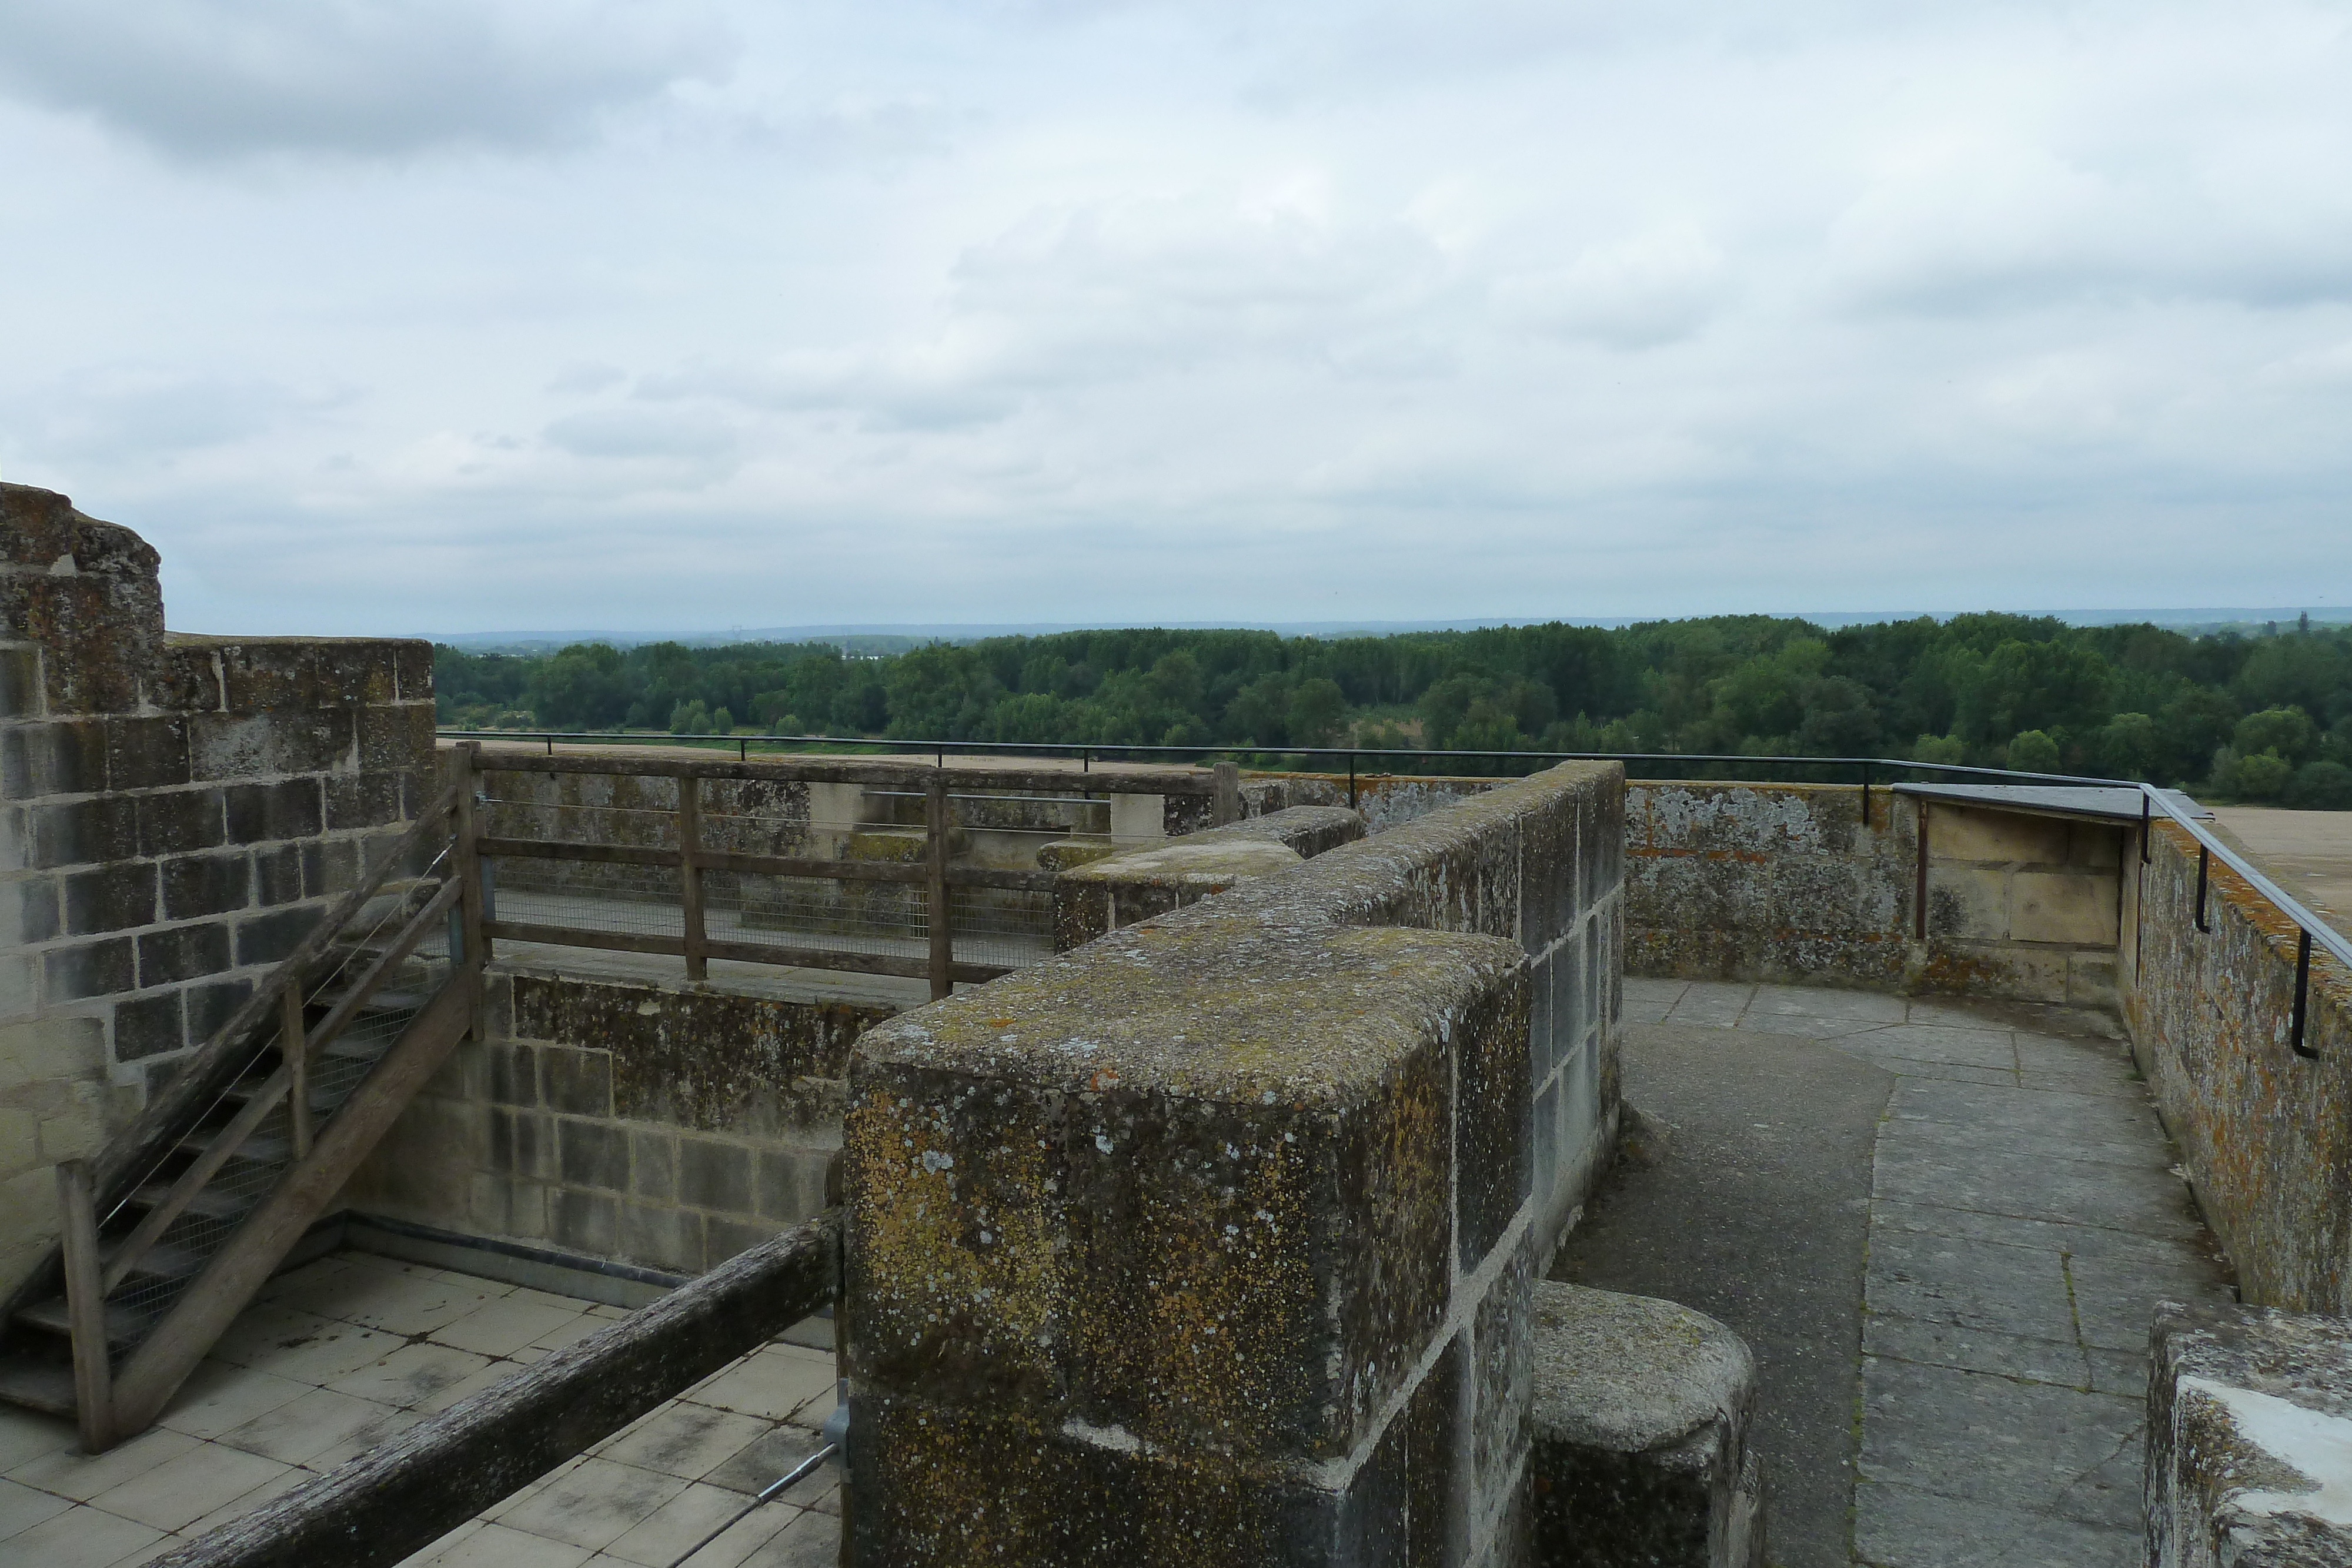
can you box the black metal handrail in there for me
[439,726,2347,1052]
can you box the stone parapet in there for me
[346,964,886,1282]
[2125,824,2352,1313]
[1526,1282,1765,1568]
[844,761,1625,1564]
[2150,1301,2352,1568]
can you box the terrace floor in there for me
[1566,980,2237,1568]
[0,1251,842,1567]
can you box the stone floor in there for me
[0,1249,842,1567]
[1610,979,2237,1568]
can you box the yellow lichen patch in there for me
[846,1084,1061,1387]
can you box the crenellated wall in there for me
[0,484,435,1300]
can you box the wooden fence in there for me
[452,744,1240,998]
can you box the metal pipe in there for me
[2195,847,2211,934]
[2294,930,2316,1059]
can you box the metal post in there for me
[1859,761,1870,830]
[679,775,709,984]
[57,1158,113,1453]
[2195,846,2211,934]
[2293,930,2316,1058]
[283,983,311,1162]
[2140,793,2151,864]
[926,776,953,1002]
[453,742,490,1005]
[1348,753,1358,811]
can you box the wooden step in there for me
[0,1353,76,1417]
[15,1295,147,1353]
[125,1183,247,1225]
[175,1129,290,1166]
[106,1241,204,1287]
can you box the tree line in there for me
[433,614,2352,807]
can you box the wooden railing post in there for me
[453,743,489,1000]
[926,775,953,1001]
[57,1158,115,1453]
[283,984,311,1162]
[1212,760,1241,826]
[678,774,709,983]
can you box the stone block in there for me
[538,1046,614,1118]
[112,989,185,1062]
[223,778,323,844]
[233,902,322,967]
[704,1216,776,1268]
[62,861,158,935]
[358,703,438,774]
[103,714,191,791]
[1052,837,1305,951]
[1931,805,2070,867]
[2,877,60,947]
[2149,1301,2352,1568]
[630,1129,676,1203]
[1474,1249,1536,1517]
[620,1202,704,1274]
[138,922,232,986]
[551,1189,618,1255]
[1457,962,1534,1270]
[849,1370,1461,1568]
[2010,870,2118,948]
[680,1136,753,1213]
[45,936,134,1000]
[135,787,225,857]
[1,718,106,797]
[1526,1282,1765,1568]
[160,851,249,921]
[253,843,304,906]
[185,976,251,1048]
[2068,950,2120,1009]
[0,1015,105,1091]
[2070,821,2123,870]
[558,1118,632,1193]
[29,794,136,868]
[1925,864,2010,941]
[755,1148,827,1222]
[0,645,39,720]
[469,1175,548,1242]
[325,772,402,831]
[485,1042,538,1106]
[487,1107,556,1181]
[847,913,1504,1463]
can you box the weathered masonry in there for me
[1,484,435,1306]
[843,762,1625,1564]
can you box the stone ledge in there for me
[2151,1300,2352,1568]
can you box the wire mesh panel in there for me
[950,885,1054,971]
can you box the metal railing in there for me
[443,727,2348,1052]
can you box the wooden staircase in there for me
[0,761,486,1451]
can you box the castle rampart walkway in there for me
[1561,979,2235,1568]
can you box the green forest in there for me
[434,614,2352,807]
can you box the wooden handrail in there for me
[467,749,1217,795]
[472,835,1058,891]
[57,1160,112,1453]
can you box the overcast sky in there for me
[3,0,2349,636]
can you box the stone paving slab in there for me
[0,1249,842,1568]
[1595,978,2237,1567]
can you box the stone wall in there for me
[1241,770,1500,833]
[841,760,1623,1565]
[1625,781,2125,1009]
[2124,821,2352,1312]
[342,964,890,1283]
[1,484,435,1301]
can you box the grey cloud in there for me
[6,370,329,463]
[0,0,734,158]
